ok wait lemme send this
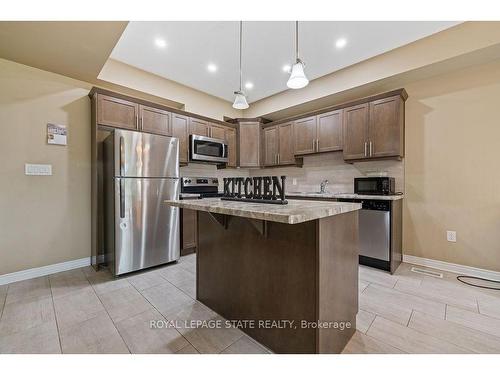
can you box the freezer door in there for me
[114,177,180,275]
[114,129,179,178]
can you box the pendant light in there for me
[233,21,249,109]
[287,21,309,89]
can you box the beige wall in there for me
[403,60,500,271]
[0,58,92,275]
[98,59,242,121]
[0,57,242,277]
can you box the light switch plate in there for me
[446,230,457,242]
[25,163,52,176]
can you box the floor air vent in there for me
[410,266,443,278]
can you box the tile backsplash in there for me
[181,152,404,194]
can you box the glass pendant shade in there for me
[232,91,249,109]
[287,59,309,89]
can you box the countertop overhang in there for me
[286,192,404,201]
[165,198,361,224]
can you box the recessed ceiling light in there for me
[335,38,347,49]
[282,64,291,73]
[207,63,218,73]
[154,38,167,49]
[245,82,254,89]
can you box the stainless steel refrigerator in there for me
[103,129,180,276]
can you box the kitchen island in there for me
[164,198,361,354]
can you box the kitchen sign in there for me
[222,176,288,205]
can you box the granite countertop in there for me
[286,192,404,201]
[180,193,201,199]
[165,198,361,224]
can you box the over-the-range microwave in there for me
[189,134,228,164]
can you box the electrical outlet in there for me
[292,178,297,185]
[447,231,457,242]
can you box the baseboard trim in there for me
[0,257,91,286]
[403,255,500,281]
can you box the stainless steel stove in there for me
[181,177,222,198]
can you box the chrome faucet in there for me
[319,180,329,194]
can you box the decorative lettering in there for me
[221,176,288,205]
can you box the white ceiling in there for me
[110,21,460,104]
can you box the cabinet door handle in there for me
[364,142,367,157]
[277,153,280,165]
[369,141,373,157]
[316,139,319,151]
[312,139,315,152]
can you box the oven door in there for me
[190,134,228,163]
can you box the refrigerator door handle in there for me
[119,136,125,176]
[119,178,125,218]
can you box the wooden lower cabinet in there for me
[172,114,190,163]
[139,105,171,136]
[181,208,197,255]
[97,94,138,130]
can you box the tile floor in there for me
[343,263,500,354]
[1,254,500,354]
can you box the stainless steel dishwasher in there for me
[337,198,394,272]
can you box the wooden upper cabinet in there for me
[368,96,404,158]
[225,128,237,167]
[97,94,138,130]
[343,103,369,160]
[317,110,343,153]
[209,124,226,140]
[172,114,189,163]
[263,126,278,166]
[239,122,261,168]
[293,116,317,155]
[139,105,171,136]
[189,118,209,137]
[278,123,295,165]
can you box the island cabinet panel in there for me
[278,122,295,165]
[189,118,210,137]
[225,128,237,167]
[238,122,261,167]
[139,105,171,136]
[172,114,190,163]
[293,116,317,155]
[317,109,343,153]
[196,211,358,354]
[368,95,404,158]
[181,208,197,254]
[342,103,369,160]
[97,94,138,130]
[209,123,226,140]
[263,126,278,166]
